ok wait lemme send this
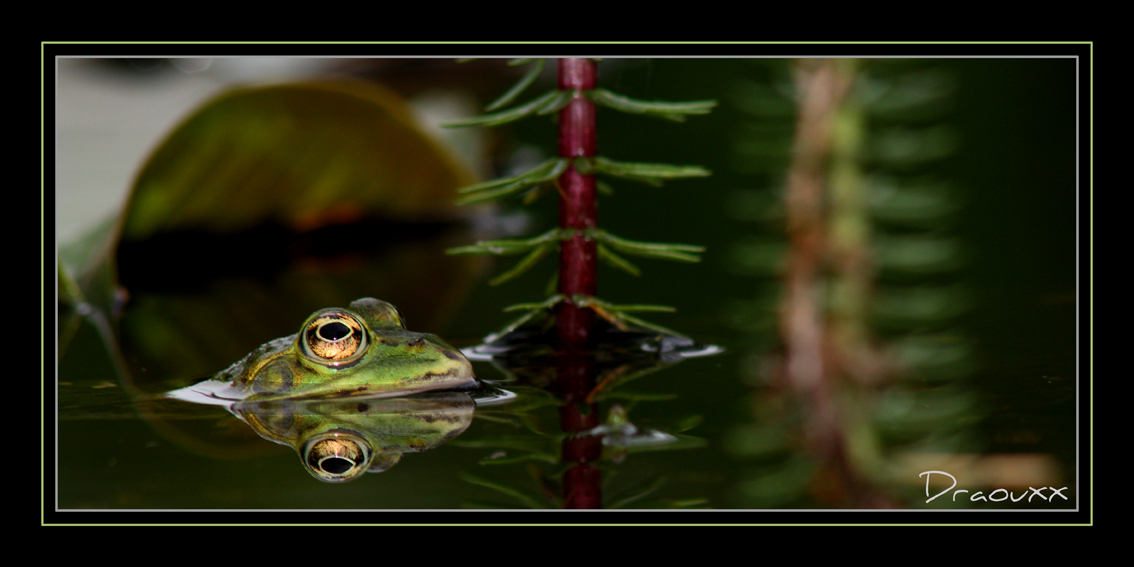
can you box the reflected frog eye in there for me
[301,311,369,365]
[303,433,373,482]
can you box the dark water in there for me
[52,57,1082,516]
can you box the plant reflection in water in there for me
[462,310,720,508]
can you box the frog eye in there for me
[303,432,373,482]
[301,310,369,365]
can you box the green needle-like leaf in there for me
[456,158,561,194]
[454,158,568,205]
[455,182,530,205]
[593,304,676,314]
[486,59,545,111]
[534,90,573,115]
[589,229,705,262]
[503,294,565,313]
[571,295,684,336]
[578,156,711,186]
[598,244,641,276]
[493,295,565,335]
[521,184,551,205]
[478,453,558,465]
[610,311,685,336]
[607,476,668,509]
[443,89,564,128]
[489,244,551,286]
[587,88,717,122]
[446,228,567,256]
[461,473,548,509]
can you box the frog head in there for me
[216,298,475,401]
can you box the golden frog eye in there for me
[301,310,368,365]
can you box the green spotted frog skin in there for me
[212,298,475,400]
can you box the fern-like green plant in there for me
[725,58,976,508]
[445,58,716,337]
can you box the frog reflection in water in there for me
[233,393,477,482]
[191,297,476,401]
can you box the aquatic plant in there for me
[445,58,715,343]
[445,58,717,508]
[724,58,975,508]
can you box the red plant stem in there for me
[563,462,602,509]
[555,58,602,508]
[556,58,598,348]
[560,400,602,508]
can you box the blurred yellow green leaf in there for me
[121,81,477,242]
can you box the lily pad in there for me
[120,80,476,242]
